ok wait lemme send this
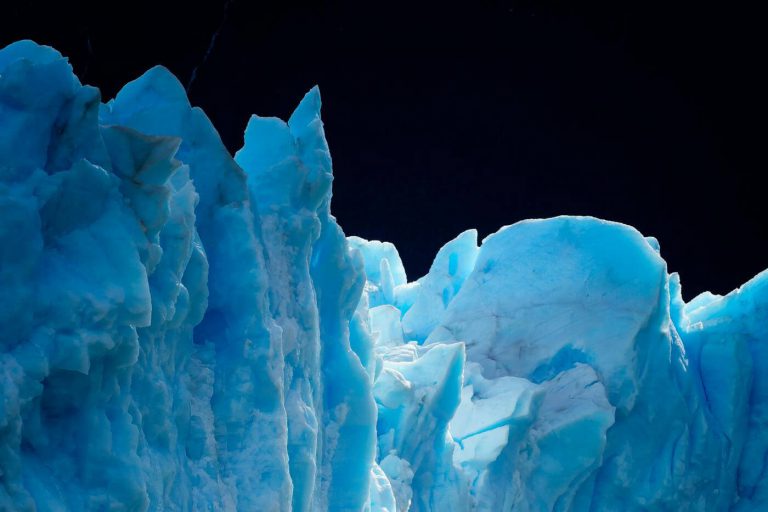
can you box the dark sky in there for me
[2,0,766,298]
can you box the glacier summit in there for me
[1,40,767,512]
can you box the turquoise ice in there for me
[1,40,767,511]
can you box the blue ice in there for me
[1,40,767,511]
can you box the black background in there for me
[2,0,765,298]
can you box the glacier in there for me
[1,40,767,512]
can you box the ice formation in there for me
[1,40,767,511]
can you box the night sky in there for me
[2,0,765,299]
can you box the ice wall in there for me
[1,41,767,511]
[0,40,373,512]
[361,220,768,511]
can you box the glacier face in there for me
[0,40,767,512]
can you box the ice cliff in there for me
[1,40,767,512]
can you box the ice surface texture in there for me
[1,41,766,511]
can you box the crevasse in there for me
[1,41,766,512]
